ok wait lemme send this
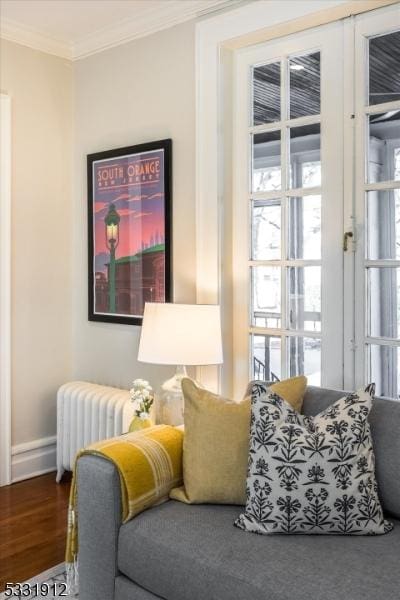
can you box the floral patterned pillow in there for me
[235,384,393,535]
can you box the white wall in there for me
[72,21,196,390]
[0,39,73,447]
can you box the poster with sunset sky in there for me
[89,142,171,324]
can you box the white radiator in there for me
[56,381,133,482]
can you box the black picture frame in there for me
[87,139,172,325]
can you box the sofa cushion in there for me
[118,501,399,600]
[303,387,400,519]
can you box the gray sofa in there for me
[77,387,400,600]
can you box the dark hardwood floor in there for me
[0,472,71,592]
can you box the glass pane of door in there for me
[252,266,281,327]
[252,200,282,260]
[367,267,400,339]
[288,266,321,332]
[368,344,399,398]
[368,30,400,105]
[288,195,321,259]
[288,336,321,385]
[253,62,281,124]
[252,131,281,191]
[289,124,321,189]
[252,335,282,381]
[367,190,400,259]
[368,112,400,183]
[289,52,321,118]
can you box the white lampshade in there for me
[138,303,223,366]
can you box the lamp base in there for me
[158,366,187,426]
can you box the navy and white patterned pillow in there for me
[235,385,393,535]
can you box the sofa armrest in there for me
[77,455,122,600]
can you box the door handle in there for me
[343,231,354,252]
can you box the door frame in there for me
[0,93,11,487]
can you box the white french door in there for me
[233,22,344,396]
[232,3,400,399]
[353,7,400,397]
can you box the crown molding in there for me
[0,17,73,60]
[72,0,243,60]
[0,0,245,61]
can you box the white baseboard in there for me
[11,435,57,483]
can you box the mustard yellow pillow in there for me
[170,376,307,505]
[244,376,306,413]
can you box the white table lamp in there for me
[138,303,223,425]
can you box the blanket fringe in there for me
[66,558,79,596]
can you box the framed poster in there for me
[87,139,172,325]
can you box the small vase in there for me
[158,365,187,426]
[128,416,153,433]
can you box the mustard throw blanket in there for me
[65,425,184,592]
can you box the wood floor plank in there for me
[0,471,71,591]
